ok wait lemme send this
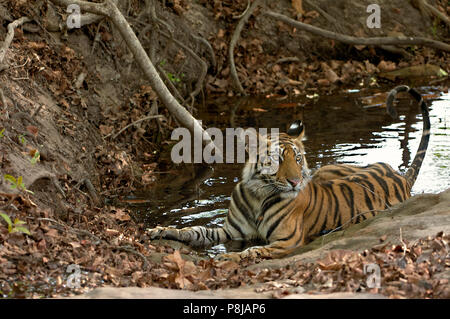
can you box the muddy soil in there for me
[0,0,448,298]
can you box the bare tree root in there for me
[266,11,450,52]
[229,0,264,95]
[0,88,8,119]
[303,0,348,34]
[77,178,101,206]
[379,45,412,59]
[49,0,219,153]
[412,0,450,28]
[157,30,207,107]
[0,193,18,210]
[0,17,32,68]
[192,34,217,73]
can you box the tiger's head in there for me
[242,120,311,197]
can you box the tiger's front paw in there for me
[146,226,179,240]
[216,252,243,262]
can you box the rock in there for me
[70,286,272,299]
[71,286,385,299]
[283,292,386,299]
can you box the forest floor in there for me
[0,0,449,298]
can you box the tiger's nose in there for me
[287,178,300,187]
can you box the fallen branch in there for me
[0,17,31,66]
[229,0,264,95]
[50,0,219,153]
[265,11,450,52]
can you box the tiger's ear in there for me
[287,120,305,140]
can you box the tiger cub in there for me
[147,85,430,261]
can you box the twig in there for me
[413,0,450,28]
[31,104,44,119]
[108,115,164,139]
[0,88,8,119]
[267,56,300,69]
[233,0,251,19]
[229,0,264,95]
[111,245,149,269]
[0,194,18,210]
[0,17,31,65]
[304,0,348,33]
[192,34,217,73]
[74,178,101,206]
[265,11,450,52]
[157,29,208,106]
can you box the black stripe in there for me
[306,184,326,235]
[367,171,391,208]
[266,210,291,240]
[227,216,245,237]
[232,185,253,220]
[263,199,292,225]
[330,186,341,228]
[305,183,319,216]
[392,182,404,203]
[261,194,283,216]
[362,186,374,212]
[279,216,300,242]
[339,183,355,226]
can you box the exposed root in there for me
[157,29,208,107]
[75,178,101,207]
[266,11,450,52]
[0,87,8,119]
[412,0,450,28]
[0,17,32,68]
[191,33,217,73]
[229,0,264,95]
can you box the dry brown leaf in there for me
[114,209,131,221]
[26,126,39,137]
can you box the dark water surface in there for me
[128,86,450,255]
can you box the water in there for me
[128,86,450,255]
